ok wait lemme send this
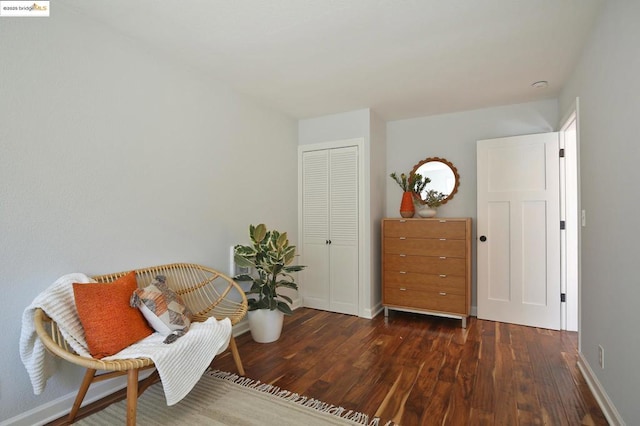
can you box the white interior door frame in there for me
[559,98,581,333]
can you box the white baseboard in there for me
[577,352,625,426]
[362,303,384,319]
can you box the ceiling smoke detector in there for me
[531,80,549,89]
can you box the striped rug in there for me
[76,370,385,425]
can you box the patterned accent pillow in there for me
[130,275,193,343]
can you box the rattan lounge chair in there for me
[33,263,248,425]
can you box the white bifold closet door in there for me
[301,146,358,315]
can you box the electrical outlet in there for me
[582,209,587,227]
[598,345,605,369]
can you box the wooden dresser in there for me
[382,218,472,327]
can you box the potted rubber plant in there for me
[234,224,305,343]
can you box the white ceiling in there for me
[58,0,603,121]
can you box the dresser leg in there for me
[384,307,389,317]
[461,316,467,328]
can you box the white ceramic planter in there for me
[248,309,284,343]
[417,206,437,217]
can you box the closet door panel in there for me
[302,150,329,243]
[301,243,330,310]
[328,146,359,315]
[329,244,358,314]
[329,146,358,245]
[301,150,330,310]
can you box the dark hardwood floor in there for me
[49,308,608,425]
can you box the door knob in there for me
[479,235,487,242]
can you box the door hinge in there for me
[561,293,567,303]
[560,220,566,230]
[559,148,565,158]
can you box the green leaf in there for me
[233,274,253,282]
[250,298,271,310]
[276,231,288,249]
[278,294,293,304]
[252,224,267,243]
[283,246,295,264]
[277,301,294,316]
[234,253,255,268]
[283,264,305,273]
[276,281,298,290]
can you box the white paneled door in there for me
[477,133,561,330]
[300,145,359,315]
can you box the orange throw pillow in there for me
[73,271,153,359]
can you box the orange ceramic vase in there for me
[399,191,415,218]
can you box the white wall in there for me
[560,1,640,423]
[0,6,297,423]
[386,99,559,308]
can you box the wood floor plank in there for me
[374,362,424,422]
[419,380,454,424]
[401,348,445,423]
[470,321,496,414]
[442,336,479,425]
[526,327,572,426]
[513,360,544,423]
[437,341,463,383]
[468,407,494,425]
[493,342,518,425]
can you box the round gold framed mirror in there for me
[411,157,460,205]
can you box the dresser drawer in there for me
[384,255,466,276]
[384,287,466,315]
[384,271,466,295]
[384,238,466,258]
[384,219,467,239]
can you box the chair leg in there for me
[126,369,139,426]
[229,336,245,376]
[137,369,160,397]
[68,368,96,423]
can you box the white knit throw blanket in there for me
[20,273,232,405]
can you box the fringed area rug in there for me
[76,369,387,425]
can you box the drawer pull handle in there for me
[400,287,407,291]
[399,220,407,223]
[439,257,447,260]
[439,274,447,278]
[439,238,447,241]
[399,254,406,257]
[439,220,447,223]
[399,271,407,274]
[399,237,406,240]
[439,292,447,296]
